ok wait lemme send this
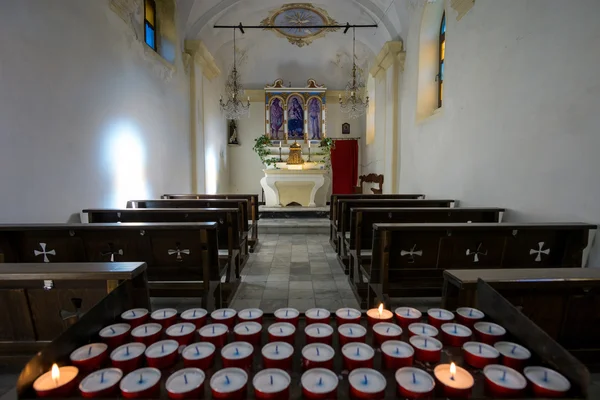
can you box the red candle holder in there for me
[233,321,262,346]
[199,323,229,347]
[395,367,435,399]
[524,366,571,398]
[166,322,197,346]
[79,368,123,398]
[494,341,531,371]
[151,308,178,329]
[440,323,472,347]
[305,308,330,325]
[372,322,402,348]
[348,368,386,399]
[181,308,208,329]
[110,343,146,373]
[274,308,300,328]
[341,342,374,371]
[33,365,79,398]
[253,368,291,400]
[426,308,454,329]
[483,364,527,398]
[474,322,506,345]
[301,368,338,400]
[121,308,149,328]
[119,367,161,399]
[99,323,131,349]
[305,323,334,345]
[145,339,180,369]
[366,307,394,326]
[338,323,367,347]
[455,307,485,328]
[301,343,335,370]
[394,307,422,329]
[408,323,438,338]
[268,322,296,345]
[335,307,362,326]
[210,367,248,400]
[221,341,254,370]
[182,342,216,370]
[237,308,263,324]
[262,342,294,370]
[462,341,500,369]
[211,308,238,329]
[433,363,474,398]
[409,335,443,363]
[381,340,414,369]
[166,368,205,400]
[69,343,108,371]
[131,323,163,346]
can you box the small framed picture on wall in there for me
[342,122,350,135]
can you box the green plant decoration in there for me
[253,136,277,167]
[315,137,334,168]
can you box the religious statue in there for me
[269,98,284,140]
[308,97,321,140]
[287,95,304,140]
[228,120,239,145]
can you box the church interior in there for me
[1,0,600,398]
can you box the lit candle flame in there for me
[450,362,456,380]
[378,304,383,318]
[51,364,60,387]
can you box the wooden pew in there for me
[367,222,596,308]
[83,208,244,278]
[161,194,260,252]
[0,222,227,309]
[329,194,425,248]
[347,207,504,308]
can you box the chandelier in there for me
[220,27,250,119]
[339,27,369,119]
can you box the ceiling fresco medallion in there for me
[260,3,339,47]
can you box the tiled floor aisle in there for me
[230,233,361,312]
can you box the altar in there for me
[261,169,330,207]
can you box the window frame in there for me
[438,11,445,108]
[144,0,157,51]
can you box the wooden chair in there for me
[355,174,384,194]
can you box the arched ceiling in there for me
[177,0,409,89]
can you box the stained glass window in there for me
[144,0,157,51]
[438,12,445,108]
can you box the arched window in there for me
[438,12,446,108]
[144,0,157,51]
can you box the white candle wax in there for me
[268,322,295,337]
[523,366,571,392]
[463,341,500,358]
[305,323,333,338]
[409,335,442,351]
[306,308,330,319]
[274,308,299,319]
[301,368,338,394]
[441,323,472,337]
[145,340,179,358]
[474,322,506,337]
[348,368,386,394]
[434,364,474,389]
[366,308,393,321]
[182,342,216,360]
[408,323,439,337]
[338,323,366,338]
[120,367,161,394]
[234,321,262,335]
[211,308,236,321]
[342,343,374,361]
[121,308,148,321]
[395,367,435,394]
[210,368,248,394]
[70,343,107,361]
[166,323,196,337]
[111,343,146,361]
[166,368,205,394]
[238,308,263,320]
[373,322,402,336]
[99,323,130,338]
[262,342,294,360]
[33,366,79,392]
[427,308,454,321]
[151,308,177,320]
[181,308,207,321]
[253,369,291,394]
[336,308,361,320]
[221,342,254,360]
[381,340,414,358]
[79,368,123,394]
[494,341,531,360]
[395,307,422,319]
[302,343,335,362]
[131,323,161,338]
[199,323,228,337]
[456,307,485,320]
[483,365,527,390]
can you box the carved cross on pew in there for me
[34,243,56,263]
[400,244,423,263]
[168,242,190,262]
[530,242,550,262]
[466,242,487,263]
[101,242,124,262]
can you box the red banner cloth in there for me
[330,139,359,194]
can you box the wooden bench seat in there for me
[366,222,596,308]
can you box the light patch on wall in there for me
[366,75,376,145]
[205,149,217,194]
[103,119,150,207]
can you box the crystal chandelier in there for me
[220,28,250,119]
[339,27,369,119]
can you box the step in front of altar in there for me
[257,216,329,234]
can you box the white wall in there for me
[0,0,191,222]
[399,0,600,264]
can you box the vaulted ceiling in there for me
[177,0,409,89]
